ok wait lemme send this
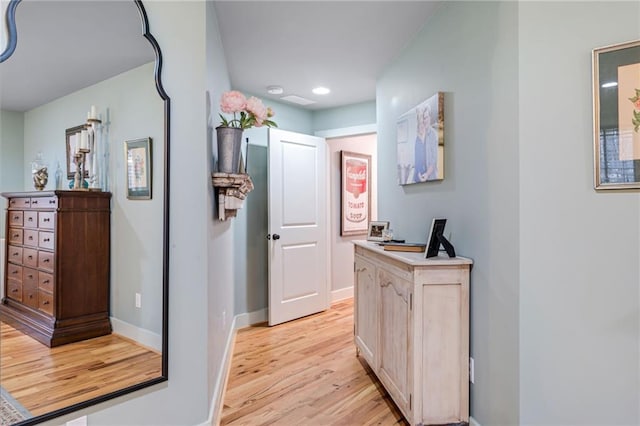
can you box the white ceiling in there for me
[214,1,438,110]
[0,1,437,113]
[0,1,154,112]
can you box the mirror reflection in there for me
[0,1,166,424]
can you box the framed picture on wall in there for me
[593,39,640,189]
[396,92,444,185]
[341,151,371,236]
[125,137,152,200]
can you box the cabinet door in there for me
[377,267,413,418]
[354,255,377,368]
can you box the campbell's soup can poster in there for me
[341,151,371,236]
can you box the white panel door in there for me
[268,128,328,326]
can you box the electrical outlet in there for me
[135,292,141,308]
[469,357,475,384]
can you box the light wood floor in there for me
[0,322,162,416]
[221,299,408,426]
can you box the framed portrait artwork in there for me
[593,39,640,189]
[396,92,444,185]
[341,151,372,236]
[125,137,152,200]
[367,221,389,242]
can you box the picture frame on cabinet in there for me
[593,39,640,189]
[341,150,372,236]
[367,221,389,242]
[396,92,444,185]
[125,137,152,200]
[425,218,456,258]
[65,124,89,179]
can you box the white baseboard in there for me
[110,317,161,352]
[234,308,268,329]
[470,416,481,426]
[203,308,268,426]
[204,317,236,426]
[331,286,353,303]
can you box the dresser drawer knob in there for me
[28,255,33,259]
[44,218,50,222]
[28,274,33,279]
[49,200,55,204]
[11,289,17,293]
[43,258,50,263]
[13,215,19,220]
[29,294,33,299]
[13,233,19,238]
[12,252,18,257]
[43,238,50,242]
[28,217,33,221]
[43,279,50,284]
[11,270,17,274]
[32,200,38,205]
[43,300,50,305]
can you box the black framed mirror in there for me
[0,0,169,424]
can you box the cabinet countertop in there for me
[353,240,473,267]
[1,190,111,199]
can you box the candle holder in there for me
[73,148,90,190]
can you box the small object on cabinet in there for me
[367,220,389,242]
[425,218,456,258]
[380,242,426,253]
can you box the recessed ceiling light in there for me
[267,85,284,95]
[601,81,618,88]
[312,87,330,95]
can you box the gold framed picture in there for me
[593,39,640,189]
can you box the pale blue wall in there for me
[0,110,24,239]
[519,2,640,424]
[241,97,313,148]
[312,100,376,132]
[205,0,237,413]
[376,2,519,425]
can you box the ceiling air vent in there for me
[280,95,316,106]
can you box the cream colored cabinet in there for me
[377,266,413,416]
[353,241,472,426]
[354,255,377,368]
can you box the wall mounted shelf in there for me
[211,173,254,220]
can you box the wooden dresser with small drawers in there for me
[1,190,112,347]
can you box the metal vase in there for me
[216,126,243,174]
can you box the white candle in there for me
[80,130,88,150]
[90,105,97,120]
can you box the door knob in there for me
[272,234,280,240]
